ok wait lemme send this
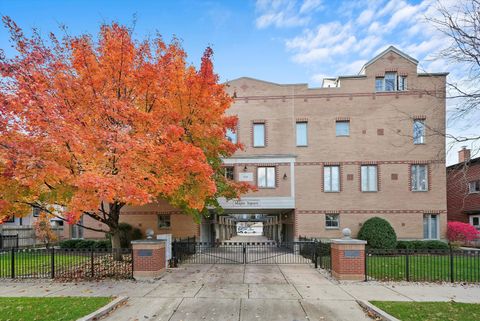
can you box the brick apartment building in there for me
[65,46,448,242]
[447,147,480,229]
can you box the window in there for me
[253,123,265,147]
[361,165,378,192]
[226,128,237,144]
[411,164,428,191]
[384,72,396,91]
[257,167,275,188]
[71,216,84,239]
[471,216,480,229]
[296,122,308,146]
[324,166,340,192]
[325,214,339,229]
[225,166,235,181]
[336,121,350,136]
[398,75,407,91]
[468,181,480,193]
[375,73,407,92]
[413,119,425,144]
[375,78,383,91]
[157,215,171,228]
[423,214,439,239]
[4,216,15,223]
[32,207,41,217]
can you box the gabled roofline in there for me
[447,156,480,169]
[359,46,419,74]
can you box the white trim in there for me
[217,197,295,210]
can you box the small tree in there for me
[358,217,397,249]
[447,221,479,246]
[34,213,58,249]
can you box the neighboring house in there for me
[447,147,480,229]
[69,46,448,242]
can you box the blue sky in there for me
[0,0,477,163]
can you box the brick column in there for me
[131,240,166,280]
[331,231,367,281]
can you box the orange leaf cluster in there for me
[0,18,248,223]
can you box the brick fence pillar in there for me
[331,229,367,281]
[131,240,166,280]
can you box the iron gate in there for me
[172,241,330,267]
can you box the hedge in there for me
[396,240,449,250]
[58,239,111,249]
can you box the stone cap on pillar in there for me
[331,238,367,245]
[131,240,165,244]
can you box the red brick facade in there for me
[331,241,366,281]
[447,156,480,223]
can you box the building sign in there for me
[231,200,260,207]
[344,250,360,258]
[138,249,153,257]
[238,172,253,182]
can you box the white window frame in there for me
[468,181,480,194]
[253,123,265,147]
[335,121,350,137]
[257,166,275,188]
[296,121,308,146]
[325,214,340,229]
[157,214,171,229]
[375,73,407,92]
[361,165,378,192]
[470,215,480,230]
[413,119,425,144]
[398,75,407,91]
[411,164,428,192]
[226,128,237,144]
[324,166,340,192]
[423,214,439,240]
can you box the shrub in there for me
[58,239,111,249]
[447,221,479,246]
[118,222,143,248]
[358,217,397,249]
[396,240,449,250]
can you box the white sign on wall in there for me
[238,172,253,182]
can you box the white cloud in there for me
[357,9,375,25]
[255,0,324,28]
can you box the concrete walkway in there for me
[1,265,479,321]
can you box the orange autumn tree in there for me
[0,17,249,258]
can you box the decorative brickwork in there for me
[331,240,367,281]
[132,240,166,280]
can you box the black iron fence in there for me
[0,234,19,249]
[172,240,328,266]
[298,236,331,271]
[366,248,480,283]
[0,248,133,280]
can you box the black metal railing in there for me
[366,248,480,283]
[172,240,323,265]
[0,248,133,280]
[0,234,19,249]
[298,236,331,271]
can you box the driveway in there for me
[102,264,370,321]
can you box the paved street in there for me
[1,264,479,321]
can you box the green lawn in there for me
[367,254,480,282]
[0,252,88,277]
[370,301,480,321]
[0,297,111,321]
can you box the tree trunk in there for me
[111,229,123,261]
[109,202,124,261]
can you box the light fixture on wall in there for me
[243,165,247,172]
[283,173,288,180]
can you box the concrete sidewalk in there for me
[0,264,479,321]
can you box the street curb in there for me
[356,300,401,321]
[77,296,128,321]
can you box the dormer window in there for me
[375,72,407,92]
